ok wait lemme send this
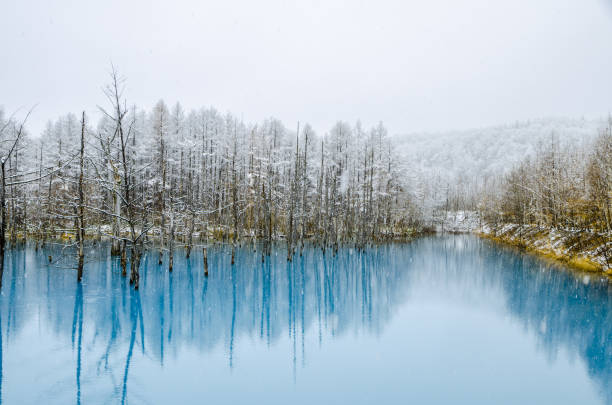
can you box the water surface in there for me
[0,235,610,404]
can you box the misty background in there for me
[2,0,612,137]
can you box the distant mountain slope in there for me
[394,117,604,183]
[393,117,606,220]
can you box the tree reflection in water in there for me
[0,236,609,404]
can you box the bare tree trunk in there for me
[111,174,121,256]
[158,127,167,265]
[203,247,208,276]
[300,129,308,255]
[159,180,165,264]
[121,240,127,277]
[262,183,268,263]
[287,167,294,262]
[129,245,141,289]
[8,156,16,249]
[287,123,299,262]
[231,126,239,256]
[168,201,174,272]
[186,211,195,258]
[0,163,5,289]
[77,112,86,282]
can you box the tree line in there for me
[480,121,612,235]
[0,69,418,288]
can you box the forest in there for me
[0,70,418,288]
[478,123,612,270]
[487,128,611,232]
[1,70,611,289]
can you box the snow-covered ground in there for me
[436,210,480,233]
[480,224,612,273]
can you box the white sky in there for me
[2,0,612,136]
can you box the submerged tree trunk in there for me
[120,240,127,277]
[129,245,142,289]
[203,247,208,276]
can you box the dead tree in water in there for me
[0,88,415,270]
[287,122,300,262]
[0,109,32,288]
[186,210,195,258]
[97,67,151,289]
[168,197,175,272]
[152,100,169,265]
[299,125,311,255]
[203,246,208,276]
[230,120,239,266]
[261,183,269,263]
[0,152,8,289]
[120,240,127,276]
[76,112,86,282]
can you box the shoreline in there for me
[2,228,426,250]
[478,224,611,275]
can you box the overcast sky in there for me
[2,0,612,136]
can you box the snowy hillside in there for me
[394,117,604,184]
[394,117,607,222]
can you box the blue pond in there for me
[0,235,610,404]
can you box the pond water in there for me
[0,235,610,404]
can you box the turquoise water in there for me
[0,235,610,404]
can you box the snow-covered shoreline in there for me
[479,223,612,274]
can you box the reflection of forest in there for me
[412,236,612,405]
[0,242,413,402]
[486,240,612,405]
[0,237,610,404]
